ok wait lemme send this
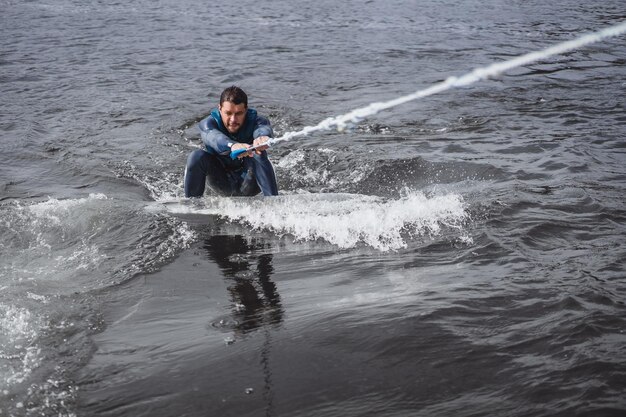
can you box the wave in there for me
[160,190,470,252]
[1,193,195,288]
[0,193,195,415]
[273,147,508,196]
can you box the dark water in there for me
[2,0,626,416]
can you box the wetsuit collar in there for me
[211,108,258,143]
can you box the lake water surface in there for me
[1,0,625,416]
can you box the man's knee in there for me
[187,149,208,169]
[250,151,273,168]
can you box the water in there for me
[270,21,626,143]
[1,0,625,416]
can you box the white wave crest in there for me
[166,191,468,251]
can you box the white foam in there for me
[275,150,335,187]
[28,192,106,208]
[275,148,369,190]
[166,191,467,251]
[275,150,306,169]
[0,305,38,342]
[1,196,111,284]
[0,304,43,387]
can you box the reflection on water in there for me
[203,234,283,333]
[203,233,282,416]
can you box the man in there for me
[184,86,279,197]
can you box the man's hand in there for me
[252,136,271,154]
[231,137,270,159]
[231,143,252,158]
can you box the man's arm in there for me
[251,115,273,154]
[253,115,273,139]
[199,116,235,155]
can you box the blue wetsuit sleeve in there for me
[253,115,273,139]
[199,117,234,155]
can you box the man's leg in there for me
[184,150,210,197]
[243,151,279,196]
[184,150,237,197]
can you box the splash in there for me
[1,195,108,283]
[1,193,195,286]
[164,191,468,251]
[268,21,626,145]
[1,193,195,416]
[0,305,42,386]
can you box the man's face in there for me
[219,101,247,134]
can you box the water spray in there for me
[231,21,626,160]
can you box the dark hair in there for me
[220,86,248,107]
